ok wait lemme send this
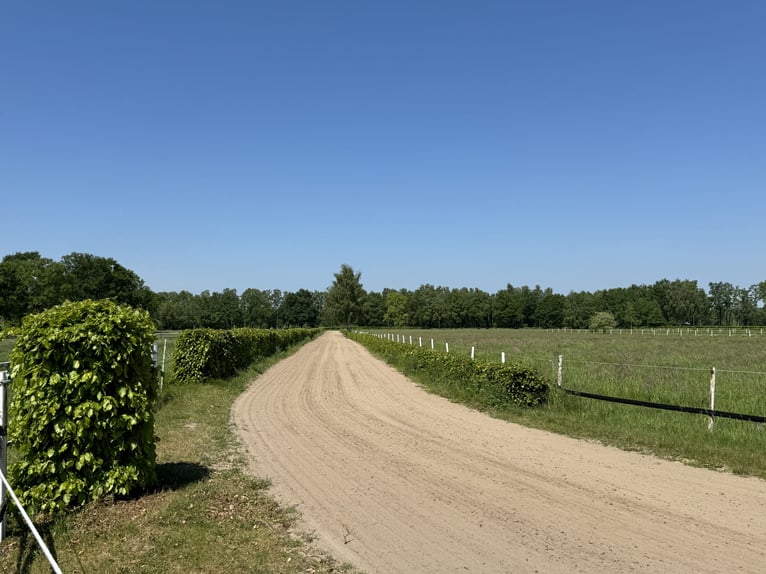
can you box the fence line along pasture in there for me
[370,332,766,428]
[547,327,765,337]
[554,356,766,428]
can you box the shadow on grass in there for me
[154,461,211,491]
[13,519,59,574]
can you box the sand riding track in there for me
[232,332,766,573]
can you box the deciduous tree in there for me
[589,311,617,333]
[324,264,365,328]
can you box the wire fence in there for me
[371,332,766,424]
[546,327,765,337]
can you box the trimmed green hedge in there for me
[347,331,549,408]
[173,327,320,384]
[9,300,158,514]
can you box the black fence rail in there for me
[561,387,766,424]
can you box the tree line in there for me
[1,253,764,330]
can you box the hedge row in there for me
[347,332,549,408]
[173,327,321,384]
[9,300,158,514]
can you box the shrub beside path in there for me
[232,331,766,573]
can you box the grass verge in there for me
[0,344,357,574]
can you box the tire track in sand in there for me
[232,331,766,573]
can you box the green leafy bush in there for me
[9,299,158,514]
[347,332,549,408]
[173,328,320,384]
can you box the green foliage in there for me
[0,251,154,325]
[9,299,158,514]
[324,264,365,327]
[384,290,409,327]
[347,332,549,408]
[280,289,322,327]
[173,327,320,384]
[589,311,617,333]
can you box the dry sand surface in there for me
[232,331,766,573]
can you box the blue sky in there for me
[2,1,764,295]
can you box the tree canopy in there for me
[0,252,153,325]
[324,264,365,327]
[2,251,764,330]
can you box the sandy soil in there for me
[232,331,766,573]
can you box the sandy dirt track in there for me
[232,332,766,573]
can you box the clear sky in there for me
[2,1,764,295]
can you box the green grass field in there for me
[0,337,14,364]
[154,330,181,386]
[365,328,766,478]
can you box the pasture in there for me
[0,337,13,364]
[366,328,766,478]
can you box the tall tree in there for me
[384,290,409,327]
[58,252,153,310]
[240,288,275,328]
[493,284,524,328]
[361,291,386,326]
[324,264,365,328]
[0,252,66,323]
[652,279,707,325]
[708,281,737,326]
[537,289,566,328]
[564,291,596,329]
[280,289,320,327]
[153,290,200,330]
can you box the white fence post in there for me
[419,336,422,347]
[161,338,167,393]
[708,367,716,430]
[431,338,434,350]
[471,346,475,360]
[501,352,506,364]
[557,355,563,387]
[445,342,449,353]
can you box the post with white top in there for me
[501,352,506,364]
[557,355,563,387]
[708,368,716,430]
[445,342,449,353]
[161,338,168,393]
[471,346,475,360]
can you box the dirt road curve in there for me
[232,332,766,573]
